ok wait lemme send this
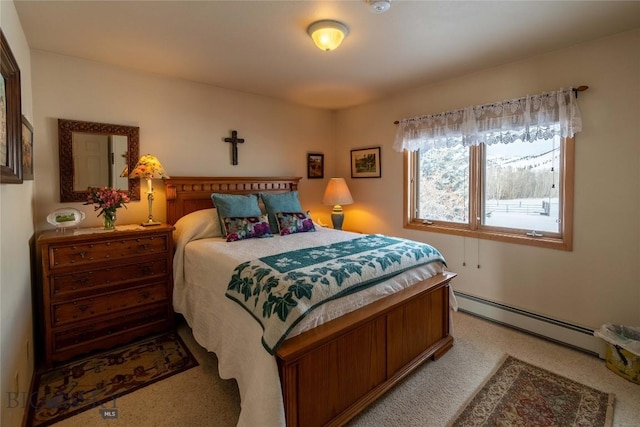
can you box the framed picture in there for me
[351,147,381,178]
[1,29,23,184]
[22,115,33,180]
[307,153,324,179]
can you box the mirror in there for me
[58,119,140,202]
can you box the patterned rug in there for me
[450,355,615,427]
[27,332,198,427]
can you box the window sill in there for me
[404,221,572,251]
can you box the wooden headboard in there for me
[165,176,302,225]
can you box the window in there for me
[483,137,561,233]
[396,88,580,250]
[406,136,574,250]
[416,143,469,224]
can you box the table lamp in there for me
[322,177,353,230]
[129,154,170,226]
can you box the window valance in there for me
[393,88,582,152]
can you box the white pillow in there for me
[173,208,222,306]
[173,208,222,247]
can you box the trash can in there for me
[594,324,640,384]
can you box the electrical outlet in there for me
[14,371,19,394]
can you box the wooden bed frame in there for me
[165,176,456,427]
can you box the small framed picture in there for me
[21,115,34,181]
[351,147,381,178]
[307,153,324,179]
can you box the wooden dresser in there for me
[37,224,175,368]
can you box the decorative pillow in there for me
[276,212,316,236]
[260,191,303,233]
[211,193,262,236]
[223,215,273,242]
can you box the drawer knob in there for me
[79,305,89,312]
[76,251,87,259]
[141,291,151,299]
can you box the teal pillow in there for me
[260,191,303,233]
[211,193,262,236]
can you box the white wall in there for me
[31,51,337,231]
[335,29,640,330]
[0,1,35,426]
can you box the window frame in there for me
[404,138,574,251]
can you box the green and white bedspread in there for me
[225,234,446,354]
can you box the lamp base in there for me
[142,186,160,226]
[331,204,346,230]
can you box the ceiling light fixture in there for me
[307,20,349,52]
[368,0,391,14]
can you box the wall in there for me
[0,1,35,426]
[31,51,336,231]
[335,29,640,330]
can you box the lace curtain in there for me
[393,88,582,152]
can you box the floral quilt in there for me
[225,234,446,354]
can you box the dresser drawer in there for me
[38,224,174,368]
[48,234,169,269]
[53,306,170,351]
[52,282,169,326]
[50,258,169,299]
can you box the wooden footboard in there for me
[277,272,456,427]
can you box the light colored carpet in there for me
[50,311,640,426]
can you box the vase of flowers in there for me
[85,187,130,230]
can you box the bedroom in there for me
[1,1,639,426]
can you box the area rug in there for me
[27,332,198,427]
[450,355,615,427]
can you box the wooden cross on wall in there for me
[224,130,245,165]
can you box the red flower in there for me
[84,187,130,218]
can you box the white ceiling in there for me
[14,1,640,110]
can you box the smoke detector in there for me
[367,0,391,14]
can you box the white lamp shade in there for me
[307,20,349,52]
[323,178,354,206]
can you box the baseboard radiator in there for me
[454,291,606,358]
